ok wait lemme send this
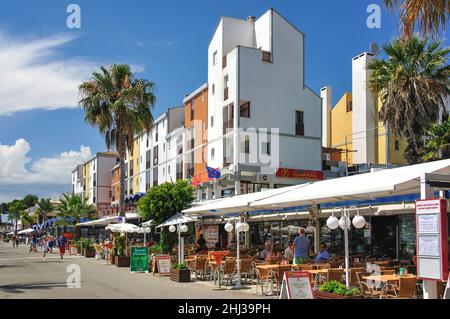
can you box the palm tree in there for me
[385,0,450,38]
[369,36,450,164]
[7,200,27,235]
[79,64,155,216]
[36,198,53,225]
[422,116,450,161]
[56,194,97,225]
[20,211,35,229]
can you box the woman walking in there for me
[41,236,48,259]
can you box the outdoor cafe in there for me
[181,159,450,299]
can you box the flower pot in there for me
[114,256,130,267]
[170,269,191,283]
[313,290,364,299]
[83,248,96,258]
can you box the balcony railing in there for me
[224,87,228,101]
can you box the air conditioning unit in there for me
[323,153,331,161]
[257,173,272,183]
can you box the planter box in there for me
[115,256,130,267]
[170,269,191,283]
[83,248,96,258]
[313,290,364,299]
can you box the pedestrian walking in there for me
[48,237,54,253]
[58,234,67,260]
[12,234,17,248]
[41,236,48,259]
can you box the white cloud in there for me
[0,31,96,116]
[0,139,92,201]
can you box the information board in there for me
[203,225,219,248]
[279,271,313,299]
[156,254,172,275]
[415,199,449,281]
[130,247,149,273]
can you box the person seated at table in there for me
[195,235,208,253]
[214,242,222,251]
[259,241,273,260]
[284,241,294,261]
[266,246,282,261]
[315,243,331,263]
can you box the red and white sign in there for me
[415,199,449,281]
[276,168,324,181]
[279,271,313,299]
[156,254,172,276]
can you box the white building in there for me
[205,9,322,197]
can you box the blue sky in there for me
[0,0,439,201]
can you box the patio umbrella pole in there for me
[344,210,350,289]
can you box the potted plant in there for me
[170,263,191,283]
[113,235,130,267]
[313,281,363,299]
[78,238,96,258]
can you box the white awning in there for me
[141,220,154,227]
[18,228,35,235]
[156,213,196,228]
[183,185,307,216]
[251,159,450,210]
[105,223,140,233]
[76,216,124,227]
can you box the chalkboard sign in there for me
[156,254,172,275]
[130,247,149,273]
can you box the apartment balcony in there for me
[223,120,234,135]
[224,87,229,101]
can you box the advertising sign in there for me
[276,168,324,181]
[203,225,219,248]
[130,247,149,273]
[279,271,313,299]
[156,254,172,275]
[415,199,449,281]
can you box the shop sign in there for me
[204,225,219,248]
[276,168,324,180]
[130,247,149,273]
[279,271,313,299]
[415,199,449,281]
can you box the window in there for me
[153,168,158,186]
[129,160,134,177]
[262,51,272,62]
[163,167,165,177]
[93,173,97,187]
[109,190,112,198]
[190,103,194,120]
[212,84,215,95]
[93,197,96,203]
[140,156,142,164]
[346,101,353,112]
[146,150,151,169]
[211,148,215,160]
[213,51,217,65]
[146,171,151,191]
[163,143,166,152]
[262,142,271,155]
[146,137,149,148]
[210,116,214,128]
[395,140,400,151]
[295,111,305,136]
[153,146,158,166]
[244,137,250,154]
[168,165,171,175]
[223,55,227,68]
[155,131,158,142]
[168,140,171,150]
[240,102,250,118]
[224,76,229,101]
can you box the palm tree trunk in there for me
[119,133,127,217]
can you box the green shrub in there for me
[113,234,125,256]
[150,243,162,255]
[172,262,188,270]
[319,281,361,296]
[77,237,92,250]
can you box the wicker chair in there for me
[255,267,276,295]
[383,276,417,299]
[326,268,344,283]
[357,271,381,299]
[191,257,207,281]
[221,260,237,286]
[349,267,365,287]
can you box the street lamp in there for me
[326,206,366,288]
[224,217,249,290]
[169,224,189,263]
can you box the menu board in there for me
[418,236,440,257]
[418,214,439,233]
[130,247,149,273]
[279,272,313,299]
[203,225,219,248]
[156,254,172,275]
[415,199,449,281]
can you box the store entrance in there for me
[371,216,398,259]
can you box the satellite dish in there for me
[370,42,380,55]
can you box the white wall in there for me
[321,86,331,148]
[352,52,377,164]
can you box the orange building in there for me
[183,83,209,188]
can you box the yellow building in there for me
[330,92,408,167]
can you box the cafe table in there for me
[362,274,401,298]
[305,269,329,287]
[255,264,282,295]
